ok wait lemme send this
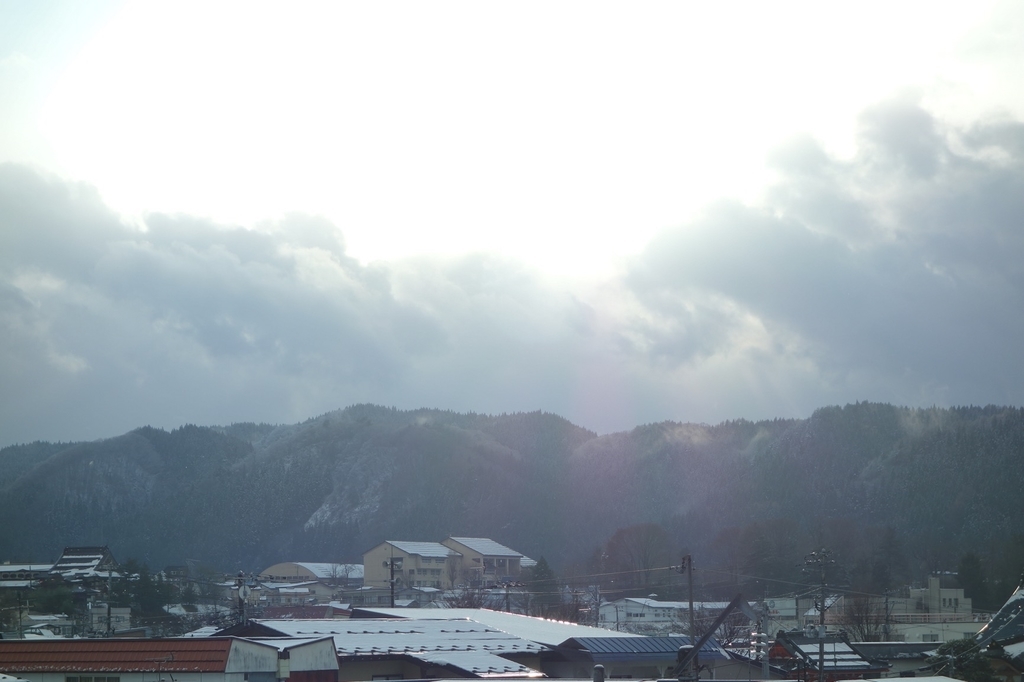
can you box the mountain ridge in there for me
[2,402,1022,599]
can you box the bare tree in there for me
[835,595,886,642]
[440,586,489,608]
[604,523,673,589]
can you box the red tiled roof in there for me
[0,638,234,673]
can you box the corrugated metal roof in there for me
[565,636,730,662]
[446,538,522,558]
[0,638,234,673]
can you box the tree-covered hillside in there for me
[1,402,1022,598]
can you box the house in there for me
[597,597,753,636]
[769,629,889,681]
[87,602,132,634]
[440,538,526,586]
[259,562,364,588]
[362,541,462,590]
[0,637,339,682]
[49,547,120,583]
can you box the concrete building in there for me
[440,538,525,586]
[362,542,462,590]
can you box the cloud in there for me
[2,98,1024,445]
[625,97,1024,410]
[0,166,609,443]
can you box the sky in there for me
[2,1,1024,447]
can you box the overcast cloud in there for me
[2,96,1022,446]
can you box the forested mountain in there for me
[1,402,1022,601]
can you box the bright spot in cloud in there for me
[41,1,1005,276]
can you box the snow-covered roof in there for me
[50,546,121,582]
[862,678,959,682]
[246,636,338,652]
[26,614,70,623]
[262,581,320,590]
[0,564,53,573]
[1002,641,1024,660]
[181,626,225,637]
[520,557,537,569]
[417,650,541,677]
[613,597,740,611]
[791,640,872,668]
[247,618,547,656]
[976,584,1024,647]
[446,538,523,558]
[350,608,645,648]
[777,633,881,672]
[389,541,461,558]
[164,603,231,617]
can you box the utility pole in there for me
[678,555,698,679]
[16,590,24,640]
[384,554,403,608]
[755,590,769,680]
[235,572,250,625]
[883,591,891,641]
[107,568,114,635]
[803,549,835,682]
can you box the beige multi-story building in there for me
[362,537,529,590]
[362,541,461,589]
[441,537,526,586]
